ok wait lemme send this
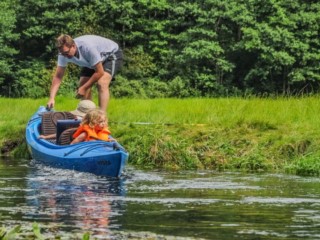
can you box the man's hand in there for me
[76,86,86,99]
[46,99,55,110]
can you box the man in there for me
[47,34,123,113]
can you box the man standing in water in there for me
[47,34,123,113]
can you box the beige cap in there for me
[70,100,96,117]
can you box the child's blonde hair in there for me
[81,109,107,128]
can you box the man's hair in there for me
[56,34,74,49]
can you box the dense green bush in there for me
[111,76,147,98]
[0,0,319,98]
[12,60,78,98]
[167,77,193,98]
[12,60,51,98]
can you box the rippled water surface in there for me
[1,157,320,239]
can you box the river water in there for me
[1,157,320,239]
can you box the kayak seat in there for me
[56,119,81,145]
[41,112,76,136]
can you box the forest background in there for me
[0,0,319,99]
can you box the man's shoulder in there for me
[75,35,106,42]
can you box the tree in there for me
[2,0,320,97]
[239,0,320,94]
[0,0,19,96]
[169,1,235,95]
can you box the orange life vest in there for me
[72,124,111,142]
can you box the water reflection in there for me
[25,161,126,236]
[1,157,320,239]
[0,157,126,238]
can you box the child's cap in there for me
[70,100,96,117]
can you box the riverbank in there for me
[1,97,320,176]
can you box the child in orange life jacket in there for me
[71,109,111,144]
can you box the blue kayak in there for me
[26,106,128,177]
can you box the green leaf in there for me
[5,225,21,240]
[32,222,45,240]
[82,232,90,240]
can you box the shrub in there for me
[111,76,147,98]
[144,78,169,98]
[12,60,78,98]
[12,60,52,98]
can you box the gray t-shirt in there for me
[57,35,119,69]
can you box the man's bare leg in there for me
[79,76,92,99]
[97,72,112,113]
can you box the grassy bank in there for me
[1,96,320,175]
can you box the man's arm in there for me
[47,66,65,109]
[77,62,104,97]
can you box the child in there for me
[71,109,112,144]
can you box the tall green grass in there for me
[108,96,320,175]
[108,97,320,129]
[1,96,320,175]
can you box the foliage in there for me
[112,76,173,98]
[12,60,52,98]
[0,225,21,240]
[240,0,320,94]
[11,59,78,98]
[286,155,320,176]
[0,0,19,95]
[0,0,319,97]
[0,223,91,239]
[111,76,147,98]
[167,77,192,98]
[121,47,157,79]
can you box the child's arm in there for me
[70,132,87,144]
[39,133,56,139]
